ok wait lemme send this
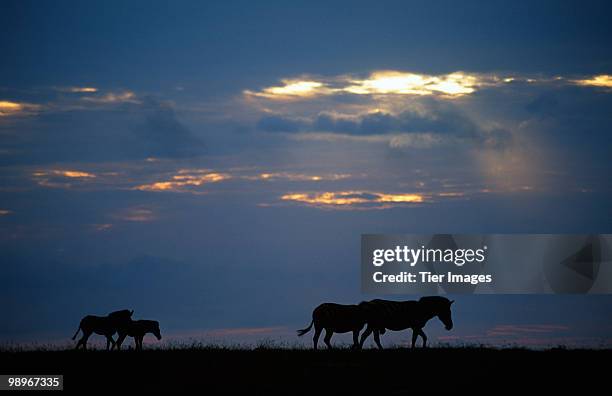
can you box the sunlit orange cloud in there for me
[281,191,425,209]
[31,169,97,188]
[251,172,351,182]
[133,170,230,192]
[572,74,612,88]
[0,100,41,117]
[60,170,96,178]
[34,170,96,178]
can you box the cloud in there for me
[256,115,304,133]
[288,131,444,149]
[113,206,156,222]
[31,169,97,188]
[133,169,230,193]
[82,90,139,104]
[258,106,481,136]
[56,86,98,93]
[251,172,350,182]
[343,71,480,96]
[313,105,481,136]
[0,101,25,116]
[244,79,334,100]
[0,101,41,117]
[35,170,96,178]
[0,209,12,216]
[255,101,512,150]
[0,93,207,165]
[245,72,612,103]
[280,190,426,209]
[572,74,612,88]
[92,223,113,231]
[8,162,354,195]
[245,70,496,101]
[133,98,205,158]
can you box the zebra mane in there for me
[418,296,451,305]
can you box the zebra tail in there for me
[71,325,81,340]
[297,319,314,336]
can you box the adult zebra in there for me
[359,297,454,349]
[72,309,134,350]
[297,303,367,349]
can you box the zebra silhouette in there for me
[72,309,134,350]
[359,297,454,349]
[114,319,162,351]
[297,303,367,349]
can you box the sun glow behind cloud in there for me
[344,71,478,96]
[244,72,612,106]
[244,71,488,101]
[244,79,333,99]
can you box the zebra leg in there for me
[313,326,322,350]
[352,330,360,349]
[411,328,418,348]
[418,329,428,348]
[114,333,126,350]
[373,329,383,350]
[359,326,373,348]
[76,332,91,350]
[323,329,333,349]
[106,334,117,351]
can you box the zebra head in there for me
[152,321,162,340]
[420,296,454,330]
[438,299,454,330]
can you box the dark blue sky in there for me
[1,0,612,348]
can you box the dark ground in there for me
[1,346,608,393]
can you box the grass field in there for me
[1,345,608,393]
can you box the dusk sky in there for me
[2,0,612,348]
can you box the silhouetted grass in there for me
[1,344,609,393]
